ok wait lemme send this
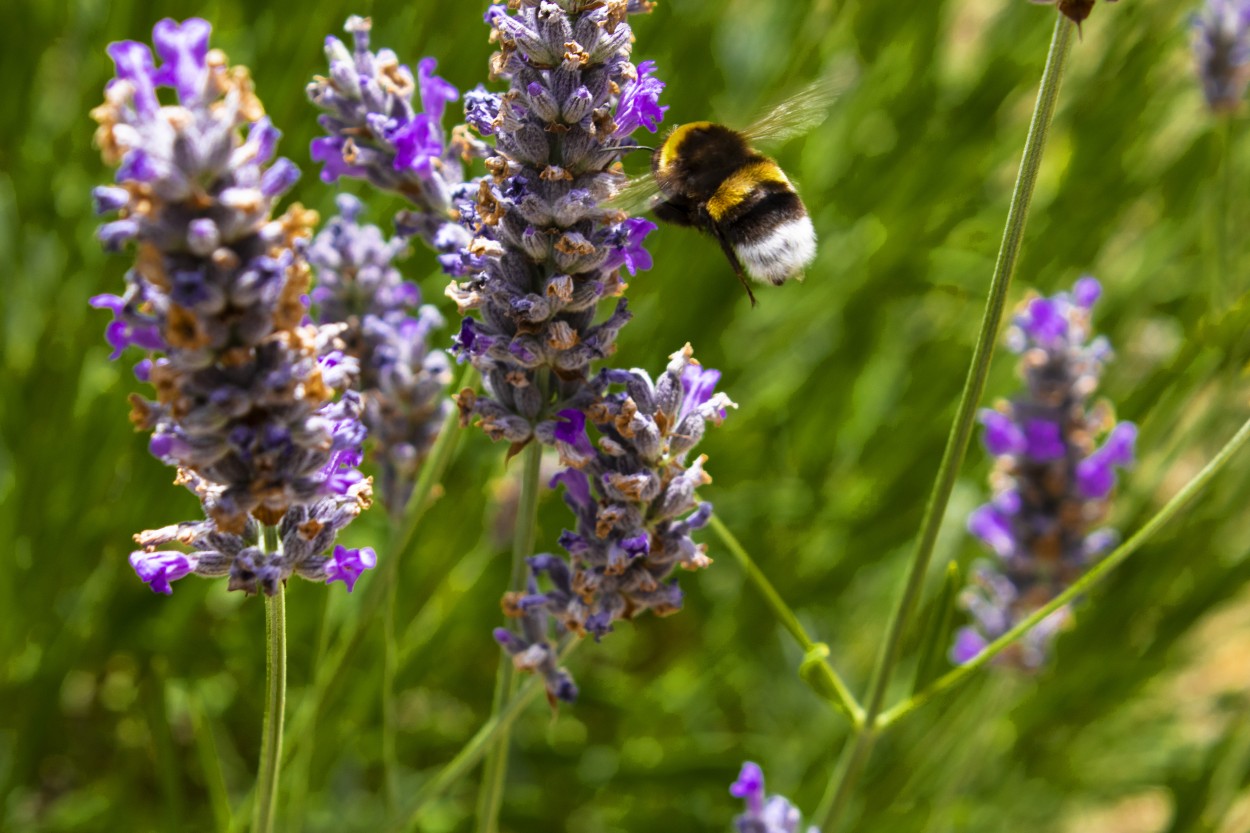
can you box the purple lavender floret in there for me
[308,194,453,514]
[953,277,1136,667]
[445,0,665,449]
[307,16,485,261]
[499,345,735,701]
[730,762,818,833]
[1193,0,1250,112]
[91,19,374,596]
[131,481,376,596]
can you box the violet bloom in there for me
[497,346,735,701]
[308,194,453,514]
[952,277,1136,667]
[1193,0,1250,112]
[730,762,817,833]
[92,19,374,596]
[307,16,483,261]
[445,0,664,449]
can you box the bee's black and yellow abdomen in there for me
[708,158,816,286]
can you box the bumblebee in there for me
[619,81,841,306]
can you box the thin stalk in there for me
[813,15,1074,831]
[280,366,477,768]
[383,566,400,812]
[390,365,481,564]
[398,641,580,833]
[708,515,863,724]
[878,412,1250,729]
[253,525,287,833]
[1215,117,1233,306]
[475,440,544,833]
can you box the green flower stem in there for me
[813,14,1074,831]
[475,439,544,833]
[280,365,478,769]
[188,686,233,833]
[398,640,580,833]
[1215,116,1233,306]
[708,515,863,725]
[253,525,287,833]
[878,412,1250,729]
[389,365,481,566]
[382,565,400,813]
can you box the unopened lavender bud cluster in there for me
[1193,0,1250,112]
[730,763,817,833]
[308,194,452,513]
[952,278,1137,667]
[446,0,665,449]
[307,16,483,261]
[91,18,375,596]
[495,345,735,701]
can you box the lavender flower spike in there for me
[308,195,453,514]
[446,0,664,451]
[1193,0,1250,112]
[499,345,736,701]
[730,762,818,833]
[307,17,484,261]
[92,19,374,596]
[952,277,1136,667]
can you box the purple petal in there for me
[325,545,377,592]
[151,18,212,104]
[129,550,197,595]
[106,40,159,117]
[950,627,987,665]
[979,409,1025,456]
[967,504,1016,559]
[550,467,593,509]
[417,57,458,123]
[1072,276,1101,308]
[1023,419,1066,461]
[730,761,765,817]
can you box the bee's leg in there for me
[701,210,757,307]
[652,197,699,227]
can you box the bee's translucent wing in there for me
[740,67,856,148]
[606,169,663,216]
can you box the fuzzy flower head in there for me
[1193,0,1250,112]
[308,195,453,513]
[955,277,1135,666]
[92,19,373,596]
[730,762,818,833]
[496,345,735,701]
[445,0,664,450]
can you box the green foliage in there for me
[4,1,1250,831]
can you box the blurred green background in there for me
[5,0,1250,831]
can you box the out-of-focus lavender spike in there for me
[1192,0,1250,112]
[308,194,453,514]
[953,277,1135,667]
